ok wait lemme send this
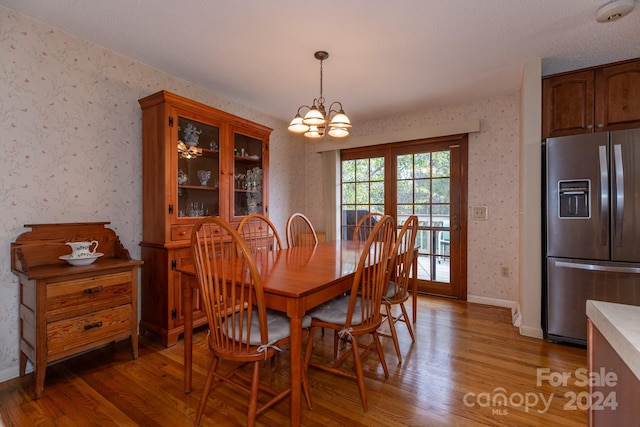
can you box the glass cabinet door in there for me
[232,132,264,218]
[176,116,220,219]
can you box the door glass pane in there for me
[233,133,263,217]
[396,150,451,284]
[340,157,385,240]
[177,117,220,218]
[370,158,385,181]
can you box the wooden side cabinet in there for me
[11,222,143,399]
[542,58,640,139]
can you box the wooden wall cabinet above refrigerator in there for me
[138,90,271,346]
[542,58,640,139]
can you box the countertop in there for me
[586,300,640,381]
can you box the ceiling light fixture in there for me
[288,51,352,140]
[596,0,636,22]
[177,140,202,159]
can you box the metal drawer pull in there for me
[84,321,103,331]
[84,285,103,294]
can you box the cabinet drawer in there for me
[171,225,192,241]
[47,272,132,321]
[47,304,131,358]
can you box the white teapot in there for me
[66,241,99,258]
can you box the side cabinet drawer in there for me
[171,225,192,241]
[47,272,132,321]
[47,304,132,358]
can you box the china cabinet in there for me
[138,90,271,346]
[542,58,640,138]
[11,222,142,399]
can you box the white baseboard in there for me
[0,367,19,383]
[467,295,528,331]
[0,361,33,384]
[511,302,522,327]
[466,296,544,339]
[467,295,517,309]
[519,324,544,339]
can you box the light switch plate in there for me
[472,206,488,220]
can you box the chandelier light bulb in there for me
[302,106,326,126]
[329,109,352,128]
[288,114,309,134]
[304,125,324,139]
[328,127,349,138]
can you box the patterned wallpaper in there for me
[306,94,521,302]
[0,6,521,380]
[0,7,305,379]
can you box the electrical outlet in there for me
[501,266,509,277]
[472,206,488,220]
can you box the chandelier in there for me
[177,140,202,159]
[288,51,352,139]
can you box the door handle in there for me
[450,214,459,230]
[614,144,624,247]
[555,261,640,274]
[598,145,608,247]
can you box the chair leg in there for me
[304,326,316,369]
[247,361,261,427]
[372,331,389,378]
[349,337,368,412]
[301,355,313,410]
[385,304,403,364]
[195,356,219,425]
[400,302,415,342]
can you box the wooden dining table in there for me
[179,239,417,427]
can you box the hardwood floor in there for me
[0,296,587,426]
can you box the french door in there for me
[340,135,467,299]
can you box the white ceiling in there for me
[2,0,639,124]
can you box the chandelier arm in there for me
[327,101,344,115]
[297,105,312,115]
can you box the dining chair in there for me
[380,215,418,364]
[286,212,318,248]
[190,217,312,427]
[304,215,396,412]
[352,212,384,242]
[237,213,283,253]
[237,213,284,368]
[336,211,390,353]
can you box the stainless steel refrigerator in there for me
[544,128,640,345]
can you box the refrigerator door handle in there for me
[555,260,640,274]
[613,144,624,247]
[598,145,608,246]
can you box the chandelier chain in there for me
[318,56,324,105]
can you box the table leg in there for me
[289,315,302,427]
[184,278,193,393]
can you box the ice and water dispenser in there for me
[557,180,590,219]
